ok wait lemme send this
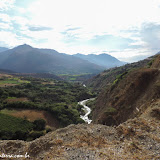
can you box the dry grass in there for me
[0,83,17,87]
[6,97,29,103]
[1,109,59,129]
[0,74,12,78]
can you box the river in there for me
[78,98,94,124]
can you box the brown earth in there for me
[0,74,12,78]
[3,109,60,130]
[6,98,29,103]
[91,55,160,126]
[0,83,17,87]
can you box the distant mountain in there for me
[0,44,104,74]
[0,68,16,74]
[0,47,8,53]
[74,53,126,68]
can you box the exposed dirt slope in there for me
[91,55,160,126]
[92,68,160,125]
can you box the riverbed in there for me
[78,98,94,124]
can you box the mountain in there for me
[85,56,154,92]
[0,44,104,74]
[87,54,160,126]
[74,53,126,68]
[0,47,8,52]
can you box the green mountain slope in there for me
[0,44,104,75]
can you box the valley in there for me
[0,74,94,141]
[0,48,160,159]
[1,0,160,159]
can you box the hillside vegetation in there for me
[89,54,160,126]
[85,55,154,92]
[0,75,94,140]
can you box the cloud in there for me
[0,0,160,62]
[0,31,32,47]
[88,34,136,50]
[28,26,53,32]
[0,13,11,22]
[0,22,13,30]
[140,23,160,52]
[107,48,153,62]
[65,27,81,32]
[0,0,15,11]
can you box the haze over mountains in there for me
[74,53,126,68]
[0,44,125,75]
[0,47,8,53]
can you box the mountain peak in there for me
[15,44,33,49]
[12,44,34,53]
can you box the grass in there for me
[0,108,16,115]
[0,77,30,85]
[0,113,33,133]
[0,108,59,129]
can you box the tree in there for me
[33,119,46,131]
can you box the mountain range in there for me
[74,53,126,68]
[0,44,125,74]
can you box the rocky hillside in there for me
[91,54,160,126]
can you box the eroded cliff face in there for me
[91,55,160,126]
[0,103,160,159]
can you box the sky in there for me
[0,0,160,62]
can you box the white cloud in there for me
[109,48,154,62]
[0,22,13,30]
[1,0,160,62]
[0,13,11,22]
[0,31,32,47]
[0,0,15,11]
[28,0,160,33]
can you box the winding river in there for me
[78,98,94,124]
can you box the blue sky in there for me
[0,0,160,62]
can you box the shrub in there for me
[33,119,46,131]
[29,131,44,139]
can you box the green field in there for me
[0,75,95,140]
[0,113,33,132]
[0,108,16,115]
[0,77,30,85]
[0,113,33,140]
